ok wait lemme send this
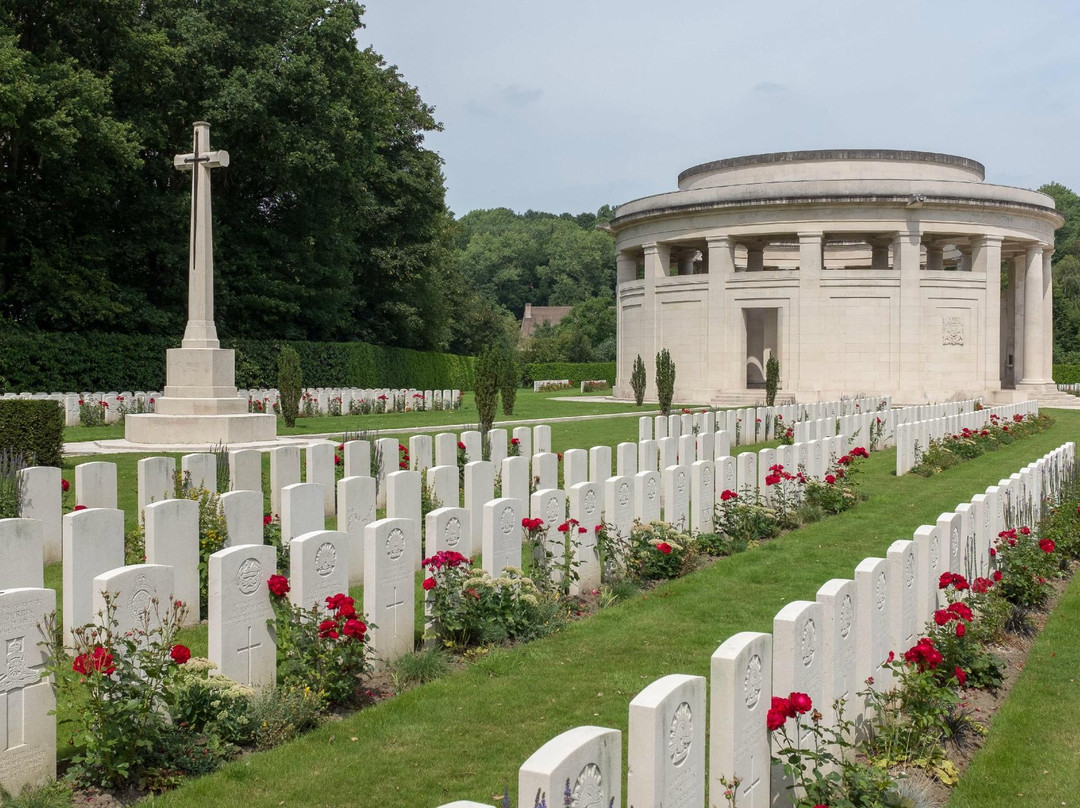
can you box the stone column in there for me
[707,236,736,395]
[1019,244,1045,387]
[958,248,972,273]
[615,250,638,394]
[616,251,638,284]
[1042,248,1054,382]
[1012,254,1026,383]
[641,243,667,399]
[797,232,824,397]
[925,243,944,272]
[869,238,890,269]
[895,229,922,396]
[746,242,765,272]
[972,235,1003,393]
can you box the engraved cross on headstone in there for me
[236,626,262,686]
[742,752,761,802]
[0,636,44,750]
[386,586,405,637]
[174,121,229,350]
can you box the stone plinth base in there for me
[125,412,277,445]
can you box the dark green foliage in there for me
[520,362,615,388]
[0,0,451,350]
[765,354,780,406]
[498,346,518,415]
[277,347,303,428]
[473,349,500,434]
[655,349,675,416]
[0,328,476,392]
[0,400,63,466]
[1054,364,1080,384]
[630,354,646,406]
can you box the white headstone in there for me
[715,430,732,459]
[434,433,458,467]
[144,498,200,626]
[220,490,263,547]
[137,457,175,521]
[181,453,217,493]
[533,453,559,491]
[461,431,482,463]
[375,437,400,507]
[772,599,824,801]
[639,416,653,441]
[428,465,459,509]
[816,578,858,733]
[854,556,893,701]
[534,424,552,453]
[663,465,690,531]
[16,467,61,564]
[306,442,337,517]
[338,475,376,586]
[364,518,418,664]
[634,471,662,523]
[228,449,262,493]
[616,442,638,477]
[658,437,678,473]
[209,544,276,686]
[482,498,524,576]
[501,456,530,505]
[888,540,919,654]
[342,440,371,479]
[736,453,757,499]
[0,587,56,794]
[638,439,657,473]
[0,518,43,592]
[519,726,622,808]
[716,456,737,501]
[280,482,325,544]
[386,471,422,538]
[569,482,602,591]
[464,461,495,530]
[62,508,124,641]
[563,448,588,489]
[628,674,705,808]
[289,529,349,614]
[710,632,771,808]
[425,507,471,559]
[912,525,942,624]
[691,460,715,535]
[92,564,175,638]
[269,445,301,516]
[511,427,532,459]
[604,476,635,539]
[488,428,508,467]
[75,461,117,509]
[589,445,612,483]
[409,434,433,471]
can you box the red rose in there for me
[1019,526,1031,535]
[510,438,520,445]
[789,692,812,714]
[422,577,437,591]
[765,473,781,486]
[73,504,87,511]
[954,666,967,686]
[457,441,466,450]
[992,570,1003,582]
[938,572,953,589]
[334,454,342,465]
[61,478,70,492]
[1039,538,1055,554]
[766,707,788,732]
[264,514,274,525]
[933,610,950,626]
[268,574,290,597]
[557,522,570,533]
[577,526,587,534]
[947,602,973,622]
[825,475,836,485]
[73,645,116,676]
[318,619,339,639]
[656,542,672,555]
[720,489,738,501]
[342,618,367,639]
[989,548,997,557]
[955,622,965,638]
[170,644,191,665]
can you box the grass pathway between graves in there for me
[946,560,1080,808]
[134,410,1080,808]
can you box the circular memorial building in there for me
[608,150,1063,405]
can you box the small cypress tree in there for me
[765,354,781,407]
[630,354,647,406]
[277,345,303,428]
[655,348,676,416]
[499,345,519,416]
[474,348,501,434]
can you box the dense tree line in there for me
[1039,183,1080,364]
[0,0,450,348]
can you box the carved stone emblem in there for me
[386,527,406,561]
[130,573,152,620]
[839,594,853,639]
[571,763,604,808]
[236,557,262,595]
[444,517,461,548]
[618,481,631,507]
[669,702,693,766]
[801,618,816,667]
[314,542,337,577]
[875,571,887,611]
[500,505,515,534]
[584,488,597,515]
[942,316,964,346]
[744,654,763,709]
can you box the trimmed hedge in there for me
[522,361,616,387]
[0,400,64,467]
[0,329,475,392]
[1054,365,1080,385]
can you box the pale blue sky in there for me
[362,1,1080,217]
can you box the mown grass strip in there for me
[139,411,1079,808]
[947,563,1080,807]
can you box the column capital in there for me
[642,242,660,255]
[797,231,823,243]
[705,235,734,247]
[972,233,1004,247]
[1025,243,1046,259]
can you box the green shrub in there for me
[655,348,675,416]
[0,400,63,467]
[1053,364,1080,384]
[521,361,615,387]
[630,354,646,406]
[474,348,500,434]
[765,354,780,406]
[277,346,303,428]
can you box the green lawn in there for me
[947,562,1080,807]
[127,410,1080,808]
[63,389,685,444]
